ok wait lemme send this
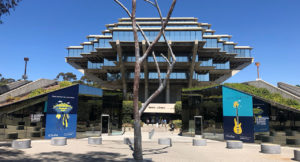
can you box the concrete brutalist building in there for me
[66,17,253,103]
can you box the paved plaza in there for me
[0,131,298,162]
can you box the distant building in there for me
[66,17,253,103]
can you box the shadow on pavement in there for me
[0,148,129,162]
[142,146,169,155]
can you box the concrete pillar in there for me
[142,40,149,101]
[116,40,127,99]
[12,139,31,149]
[188,40,198,88]
[166,41,172,103]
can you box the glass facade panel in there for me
[104,59,115,66]
[83,44,93,53]
[148,72,187,79]
[218,42,224,51]
[213,61,230,69]
[203,38,218,48]
[181,86,223,136]
[107,73,121,81]
[220,37,230,41]
[0,102,46,140]
[235,49,251,57]
[88,61,103,69]
[88,37,96,41]
[193,72,209,81]
[124,56,136,62]
[98,39,112,48]
[128,72,144,79]
[204,32,212,35]
[200,58,213,66]
[113,30,202,41]
[223,44,235,53]
[201,26,209,29]
[68,48,83,57]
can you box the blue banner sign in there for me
[45,85,79,139]
[45,114,77,138]
[222,86,254,143]
[253,98,269,132]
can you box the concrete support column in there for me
[166,41,172,103]
[188,40,198,88]
[116,40,127,99]
[142,40,149,102]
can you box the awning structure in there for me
[143,103,175,114]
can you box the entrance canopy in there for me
[143,103,175,114]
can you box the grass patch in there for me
[224,83,300,110]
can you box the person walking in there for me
[170,120,175,134]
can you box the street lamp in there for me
[255,62,260,80]
[22,57,29,80]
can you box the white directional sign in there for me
[143,103,175,114]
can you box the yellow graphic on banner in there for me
[233,101,242,135]
[53,101,72,128]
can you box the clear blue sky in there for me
[0,0,299,86]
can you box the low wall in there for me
[0,80,31,95]
[277,82,300,98]
[0,79,57,103]
[245,80,300,103]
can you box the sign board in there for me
[253,98,269,132]
[143,103,175,114]
[30,113,44,122]
[222,86,254,143]
[45,85,79,139]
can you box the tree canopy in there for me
[0,73,16,86]
[0,0,22,24]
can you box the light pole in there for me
[255,62,260,80]
[22,57,29,80]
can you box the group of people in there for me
[145,118,168,127]
[145,118,175,132]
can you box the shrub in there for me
[172,120,182,129]
[59,81,73,88]
[27,88,46,98]
[122,100,142,124]
[175,101,182,114]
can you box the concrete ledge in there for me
[16,125,24,130]
[269,131,277,136]
[294,150,300,161]
[123,137,134,145]
[286,130,297,136]
[0,124,7,129]
[88,137,102,145]
[255,134,263,140]
[30,131,41,137]
[34,127,41,131]
[7,132,18,139]
[12,139,31,149]
[158,138,172,147]
[192,139,207,146]
[286,138,300,145]
[261,136,273,143]
[261,143,281,154]
[51,137,67,146]
[226,140,243,149]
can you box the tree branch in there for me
[113,0,131,18]
[139,0,177,115]
[139,0,177,63]
[160,53,171,66]
[144,0,155,6]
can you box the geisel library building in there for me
[66,17,253,121]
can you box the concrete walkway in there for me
[0,132,297,162]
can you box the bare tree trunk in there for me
[114,0,177,160]
[131,0,143,160]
